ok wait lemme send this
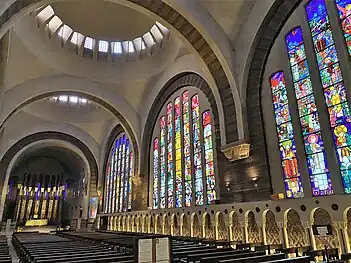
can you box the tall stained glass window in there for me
[167,103,174,208]
[270,72,303,198]
[183,91,192,207]
[160,116,166,208]
[192,94,204,205]
[174,97,182,207]
[203,111,216,202]
[335,0,351,56]
[103,133,134,213]
[152,138,159,208]
[285,27,333,196]
[306,0,351,193]
[152,89,216,208]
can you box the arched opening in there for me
[119,216,123,231]
[155,215,162,234]
[143,215,148,233]
[246,211,261,244]
[131,216,136,232]
[138,216,142,233]
[3,141,93,230]
[172,215,179,236]
[263,210,281,245]
[163,215,170,235]
[229,211,243,243]
[149,215,154,234]
[311,208,340,251]
[203,213,214,239]
[181,214,190,237]
[191,213,201,238]
[216,212,228,241]
[284,209,308,248]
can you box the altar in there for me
[25,219,48,227]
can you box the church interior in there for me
[1,0,351,262]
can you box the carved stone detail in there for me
[220,140,250,162]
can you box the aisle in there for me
[7,233,19,263]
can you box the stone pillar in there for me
[277,222,286,248]
[132,176,148,210]
[242,221,248,244]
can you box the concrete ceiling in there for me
[199,0,256,43]
[51,0,155,40]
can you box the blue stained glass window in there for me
[285,27,332,196]
[103,133,134,213]
[306,0,351,193]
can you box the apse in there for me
[3,145,89,228]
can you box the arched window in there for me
[104,133,133,213]
[269,72,303,198]
[151,89,217,209]
[335,0,351,56]
[285,27,332,197]
[305,0,351,193]
[268,0,351,198]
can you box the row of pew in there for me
[0,235,11,263]
[12,232,134,263]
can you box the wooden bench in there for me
[218,253,286,263]
[261,256,310,263]
[186,249,253,263]
[200,251,266,263]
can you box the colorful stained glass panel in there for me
[320,63,343,88]
[324,83,347,107]
[294,77,313,99]
[277,122,294,142]
[307,152,328,175]
[304,132,324,154]
[316,45,338,70]
[328,102,351,127]
[313,28,334,52]
[300,113,321,135]
[333,123,351,148]
[297,95,317,116]
[291,60,310,82]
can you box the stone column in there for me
[277,222,286,248]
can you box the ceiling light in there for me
[84,37,93,50]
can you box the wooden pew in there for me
[218,253,286,263]
[261,256,310,263]
[186,249,254,263]
[200,251,266,263]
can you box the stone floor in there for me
[6,233,19,263]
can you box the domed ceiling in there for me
[50,0,155,40]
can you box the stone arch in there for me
[144,215,148,233]
[0,131,98,221]
[113,216,118,231]
[131,215,136,232]
[141,73,222,180]
[246,211,261,244]
[181,214,190,237]
[262,210,281,245]
[127,216,131,232]
[138,215,143,232]
[203,213,215,239]
[0,0,239,144]
[216,212,229,241]
[0,77,139,176]
[172,214,179,236]
[284,209,308,248]
[244,0,301,193]
[155,215,162,234]
[191,213,201,238]
[311,208,340,250]
[163,214,170,235]
[123,216,127,231]
[229,211,243,242]
[149,215,155,234]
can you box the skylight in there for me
[84,37,94,50]
[99,40,108,52]
[36,5,170,56]
[50,96,91,106]
[112,42,122,54]
[59,96,68,102]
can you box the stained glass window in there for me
[167,103,174,208]
[335,0,351,56]
[174,97,182,207]
[306,0,351,193]
[203,110,216,203]
[152,89,216,208]
[183,91,192,207]
[103,133,134,213]
[152,138,159,209]
[285,27,333,196]
[270,72,303,198]
[192,94,204,205]
[160,116,166,208]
